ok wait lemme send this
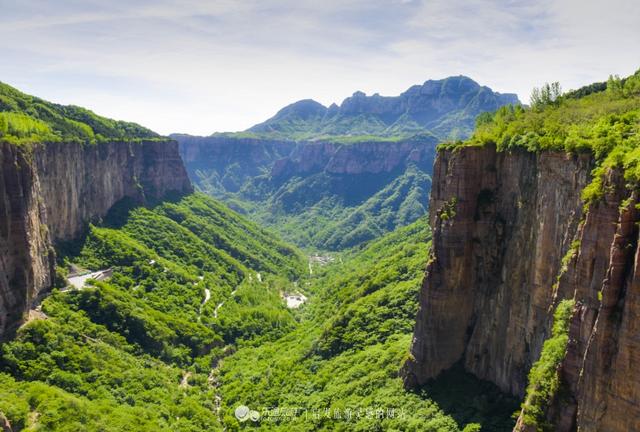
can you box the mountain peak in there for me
[276,99,327,118]
[247,76,520,140]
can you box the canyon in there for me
[176,134,439,250]
[174,75,520,251]
[1,74,639,431]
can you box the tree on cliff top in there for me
[530,82,562,110]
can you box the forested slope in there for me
[0,194,304,431]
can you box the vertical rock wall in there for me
[404,145,591,396]
[0,139,192,336]
[0,142,53,336]
[404,144,640,431]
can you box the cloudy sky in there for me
[1,0,639,135]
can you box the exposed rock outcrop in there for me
[0,142,53,339]
[270,139,437,180]
[541,172,640,432]
[35,140,192,241]
[175,135,296,194]
[404,144,640,431]
[0,139,192,337]
[176,135,437,187]
[404,144,592,395]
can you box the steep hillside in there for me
[0,82,192,337]
[249,76,519,141]
[0,193,305,431]
[0,197,516,431]
[404,70,640,431]
[177,134,437,250]
[0,81,158,145]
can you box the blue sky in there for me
[1,0,639,135]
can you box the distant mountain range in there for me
[246,75,519,141]
[175,76,519,250]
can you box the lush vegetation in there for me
[248,163,432,251]
[0,81,159,145]
[218,218,517,431]
[518,299,575,430]
[458,69,640,205]
[0,193,304,431]
[0,199,517,430]
[186,140,435,252]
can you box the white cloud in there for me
[0,0,638,134]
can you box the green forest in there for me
[0,192,516,431]
[230,162,433,251]
[0,194,304,431]
[0,82,159,145]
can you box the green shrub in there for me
[519,299,575,430]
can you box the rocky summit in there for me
[248,75,520,140]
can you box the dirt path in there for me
[213,285,239,319]
[179,371,192,388]
[213,301,224,318]
[209,356,228,431]
[197,288,211,322]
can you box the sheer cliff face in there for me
[404,145,640,431]
[176,135,437,189]
[175,135,297,194]
[270,139,436,180]
[35,140,192,241]
[0,142,53,337]
[0,140,192,336]
[548,172,640,432]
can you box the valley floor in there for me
[0,193,516,431]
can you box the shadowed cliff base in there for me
[416,363,519,432]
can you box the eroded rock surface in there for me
[0,139,191,336]
[404,144,640,431]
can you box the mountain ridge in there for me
[175,75,519,250]
[241,75,520,140]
